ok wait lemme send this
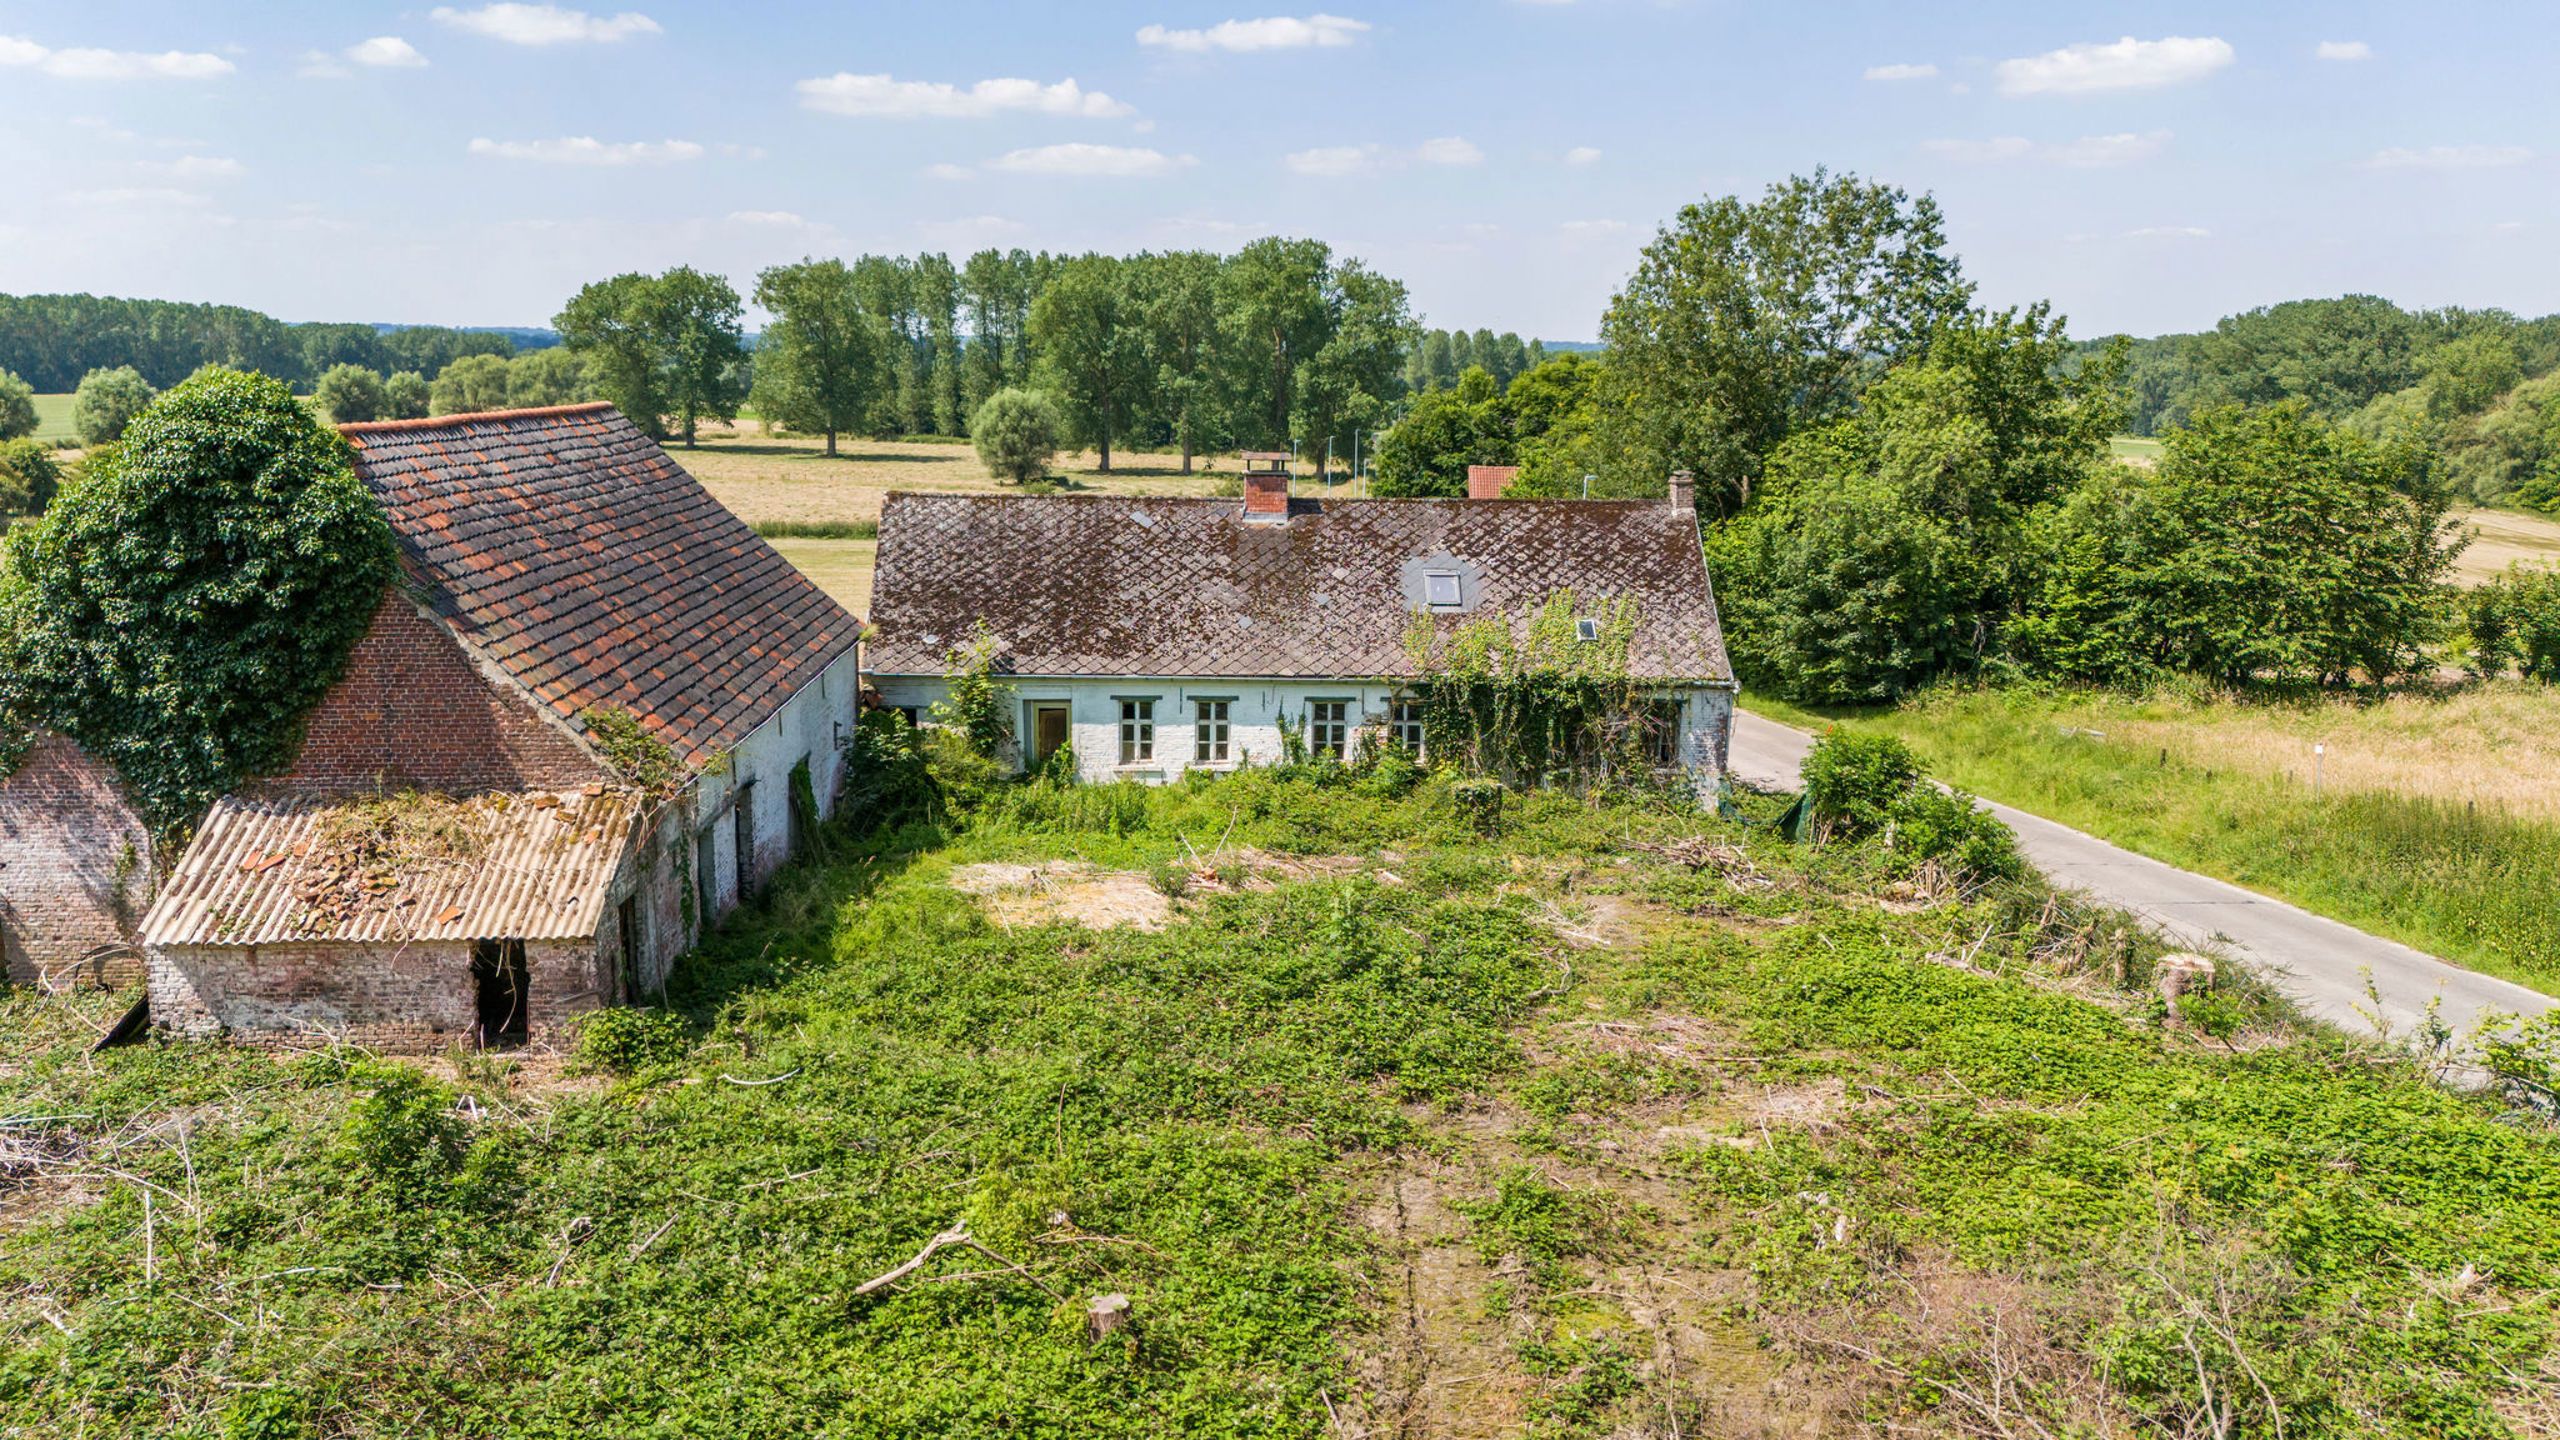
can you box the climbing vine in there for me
[1401,590,1662,789]
[931,621,1015,761]
[582,705,692,796]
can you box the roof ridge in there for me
[339,401,616,439]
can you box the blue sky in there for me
[0,2,2550,341]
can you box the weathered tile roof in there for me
[865,493,1732,682]
[340,404,859,766]
[141,788,641,947]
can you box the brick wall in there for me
[149,935,608,1052]
[0,734,150,989]
[271,588,607,795]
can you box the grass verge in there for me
[1745,683,2560,993]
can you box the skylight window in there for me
[1423,571,1462,609]
[1575,618,1600,643]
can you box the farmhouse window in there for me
[1120,698,1156,764]
[1195,699,1231,762]
[1643,699,1684,767]
[1309,700,1349,759]
[1390,697,1425,754]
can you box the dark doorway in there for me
[1031,703,1070,769]
[616,897,643,1002]
[471,938,529,1047]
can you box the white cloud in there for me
[1921,129,2170,167]
[915,215,1028,247]
[1863,62,1937,81]
[796,73,1130,119]
[1563,146,1601,166]
[988,143,1195,178]
[66,186,217,207]
[1286,137,1482,176]
[1285,144,1382,176]
[2315,40,2371,62]
[727,210,808,226]
[0,34,232,80]
[348,36,429,67]
[2127,225,2210,239]
[467,136,705,165]
[430,5,660,45]
[922,161,976,181]
[1136,14,1369,53]
[1560,218,1626,234]
[1995,35,2232,96]
[142,154,244,179]
[2368,144,2534,170]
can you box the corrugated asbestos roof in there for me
[140,788,640,947]
[864,493,1733,682]
[340,404,862,766]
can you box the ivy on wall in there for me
[1402,590,1658,788]
[0,369,395,830]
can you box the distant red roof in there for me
[1466,465,1521,500]
[341,404,860,766]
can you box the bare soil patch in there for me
[948,861,1172,931]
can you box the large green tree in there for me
[1136,250,1225,472]
[0,370,36,441]
[430,353,514,415]
[312,364,387,424]
[1031,255,1151,472]
[0,369,395,825]
[751,259,884,457]
[1599,170,1974,512]
[555,268,747,445]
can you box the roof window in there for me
[1423,571,1463,609]
[1575,618,1600,643]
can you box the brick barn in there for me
[0,733,154,991]
[140,403,864,1050]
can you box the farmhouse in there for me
[0,733,154,991]
[865,459,1734,783]
[140,403,863,1050]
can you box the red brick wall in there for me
[0,735,149,989]
[149,936,606,1051]
[272,588,606,795]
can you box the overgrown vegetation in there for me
[0,368,395,830]
[579,705,691,795]
[2,762,2556,1435]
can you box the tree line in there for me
[551,240,1420,470]
[0,292,539,393]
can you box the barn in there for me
[140,403,864,1049]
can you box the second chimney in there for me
[1667,469,1696,514]
[1241,451,1291,522]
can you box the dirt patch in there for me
[948,861,1171,931]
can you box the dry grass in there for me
[676,418,1244,527]
[2040,681,2560,819]
[2451,505,2560,585]
[765,536,875,614]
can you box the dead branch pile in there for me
[1643,836,1773,890]
[285,791,495,931]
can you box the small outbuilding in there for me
[141,403,864,1049]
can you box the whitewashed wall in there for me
[871,675,1734,786]
[684,645,864,927]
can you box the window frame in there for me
[1194,698,1232,763]
[1422,571,1463,610]
[1389,696,1425,754]
[1307,698,1351,760]
[1118,697,1157,765]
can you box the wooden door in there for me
[1032,705,1070,766]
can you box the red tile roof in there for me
[341,404,859,766]
[865,492,1732,683]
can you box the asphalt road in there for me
[1727,710,2553,1042]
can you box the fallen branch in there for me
[720,1068,801,1088]
[854,1223,973,1296]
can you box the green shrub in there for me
[1886,783,2023,880]
[0,437,59,518]
[1149,860,1192,898]
[338,1063,466,1199]
[838,707,937,833]
[970,387,1062,484]
[71,365,155,447]
[1801,729,1924,840]
[0,368,34,441]
[572,1006,689,1076]
[1450,777,1506,835]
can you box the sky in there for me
[0,1,2552,342]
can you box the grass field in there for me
[2106,434,2164,465]
[27,393,75,444]
[5,770,2558,1435]
[1748,682,2560,992]
[2455,504,2560,584]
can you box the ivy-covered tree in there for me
[0,369,396,827]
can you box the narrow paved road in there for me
[1728,711,2553,1041]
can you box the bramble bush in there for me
[1801,728,2020,880]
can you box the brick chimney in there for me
[1466,464,1519,500]
[1241,451,1291,522]
[1667,470,1696,514]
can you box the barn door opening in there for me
[471,938,529,1047]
